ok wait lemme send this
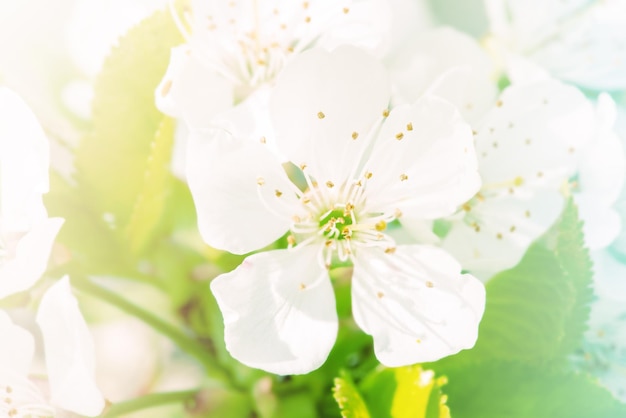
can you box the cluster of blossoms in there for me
[154,0,626,381]
[2,0,626,414]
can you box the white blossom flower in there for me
[0,277,105,417]
[573,94,625,250]
[0,88,63,299]
[485,0,626,91]
[187,46,485,375]
[156,0,390,131]
[441,78,596,279]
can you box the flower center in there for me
[319,208,353,240]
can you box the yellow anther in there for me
[299,283,307,290]
[256,177,265,186]
[496,100,503,107]
[260,136,267,144]
[385,247,396,254]
[382,109,390,117]
[525,210,531,218]
[299,163,307,170]
[406,122,413,131]
[343,7,350,13]
[416,339,422,344]
[302,197,311,204]
[377,291,384,298]
[510,225,516,233]
[317,111,325,119]
[375,220,387,231]
[568,147,576,154]
[462,203,471,212]
[396,132,404,140]
[426,281,434,288]
[352,131,359,140]
[161,80,173,97]
[400,173,408,181]
[365,172,373,179]
[305,16,311,23]
[287,235,296,246]
[496,233,503,239]
[292,215,301,223]
[394,208,403,218]
[303,1,309,8]
[275,189,283,197]
[326,181,334,188]
[514,176,524,186]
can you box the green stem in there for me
[72,276,235,387]
[100,390,197,418]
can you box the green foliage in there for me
[422,199,616,417]
[442,361,626,418]
[73,9,183,234]
[125,116,176,255]
[436,199,593,367]
[333,371,371,418]
[359,366,450,418]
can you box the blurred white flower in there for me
[441,79,596,279]
[573,94,625,250]
[0,88,63,299]
[485,0,626,91]
[386,26,498,124]
[187,47,485,375]
[0,277,105,417]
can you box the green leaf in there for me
[359,366,450,418]
[125,117,176,255]
[436,199,593,367]
[441,360,626,418]
[74,9,182,229]
[333,370,371,418]
[44,172,135,276]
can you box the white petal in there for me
[0,217,64,299]
[442,189,564,279]
[577,95,625,208]
[209,87,285,161]
[36,277,105,417]
[363,96,480,219]
[186,129,297,254]
[505,53,552,85]
[528,0,626,91]
[575,195,621,250]
[388,27,498,124]
[475,79,595,186]
[0,310,35,378]
[0,87,50,231]
[211,247,338,375]
[352,245,485,366]
[592,250,626,303]
[270,46,390,185]
[155,46,234,130]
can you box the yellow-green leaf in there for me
[125,117,175,255]
[333,370,371,418]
